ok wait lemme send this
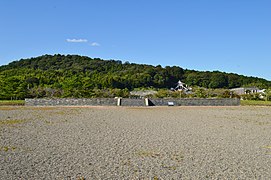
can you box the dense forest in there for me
[0,54,270,99]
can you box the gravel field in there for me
[0,106,271,179]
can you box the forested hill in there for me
[0,54,270,99]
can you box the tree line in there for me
[0,54,270,100]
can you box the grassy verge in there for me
[241,100,271,106]
[0,100,25,106]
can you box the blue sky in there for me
[0,0,270,80]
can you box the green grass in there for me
[0,119,27,126]
[0,100,25,106]
[241,100,271,106]
[0,146,17,152]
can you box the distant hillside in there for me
[0,54,270,99]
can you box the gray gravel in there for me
[0,106,271,179]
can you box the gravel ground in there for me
[0,106,271,179]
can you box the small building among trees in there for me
[230,87,264,95]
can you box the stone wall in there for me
[148,98,240,106]
[25,98,117,106]
[25,98,240,106]
[120,98,145,106]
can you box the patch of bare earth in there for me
[0,106,270,179]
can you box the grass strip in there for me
[241,100,271,106]
[0,100,25,106]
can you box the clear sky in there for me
[0,0,270,80]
